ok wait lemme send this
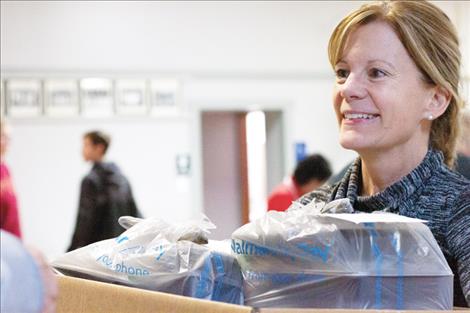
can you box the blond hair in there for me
[328,0,464,167]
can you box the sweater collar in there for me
[331,149,444,212]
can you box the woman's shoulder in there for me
[433,163,470,192]
[449,182,470,216]
[432,166,470,216]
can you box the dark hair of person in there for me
[84,130,111,154]
[293,154,332,186]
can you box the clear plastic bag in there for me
[231,200,453,310]
[52,216,243,304]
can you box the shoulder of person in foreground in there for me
[0,230,57,313]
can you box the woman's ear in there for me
[424,86,451,121]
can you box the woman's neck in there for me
[359,145,429,196]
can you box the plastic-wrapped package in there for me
[52,216,243,305]
[231,200,453,310]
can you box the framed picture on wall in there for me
[80,78,114,117]
[44,79,79,117]
[149,79,181,116]
[115,79,148,115]
[5,79,43,117]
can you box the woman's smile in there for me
[342,111,380,125]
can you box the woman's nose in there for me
[339,73,367,101]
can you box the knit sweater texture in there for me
[299,149,470,307]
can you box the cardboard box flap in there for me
[57,275,252,313]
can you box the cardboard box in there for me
[57,276,469,313]
[56,276,252,313]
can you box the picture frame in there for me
[80,78,114,117]
[44,79,79,117]
[149,79,181,117]
[5,79,43,117]
[115,79,148,115]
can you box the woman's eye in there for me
[369,68,386,78]
[335,69,349,79]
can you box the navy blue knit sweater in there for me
[300,149,470,306]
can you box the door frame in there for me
[189,100,293,221]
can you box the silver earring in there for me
[428,114,434,120]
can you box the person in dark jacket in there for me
[68,130,140,251]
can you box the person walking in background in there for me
[68,130,141,251]
[0,120,22,238]
[456,110,470,179]
[268,154,332,212]
[299,1,469,306]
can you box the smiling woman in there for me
[299,0,470,307]
[332,20,447,187]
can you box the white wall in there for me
[0,1,366,73]
[1,1,469,258]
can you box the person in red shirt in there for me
[0,120,22,238]
[267,154,332,212]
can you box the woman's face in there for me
[333,21,434,155]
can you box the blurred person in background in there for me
[68,130,141,251]
[267,154,332,212]
[0,119,22,238]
